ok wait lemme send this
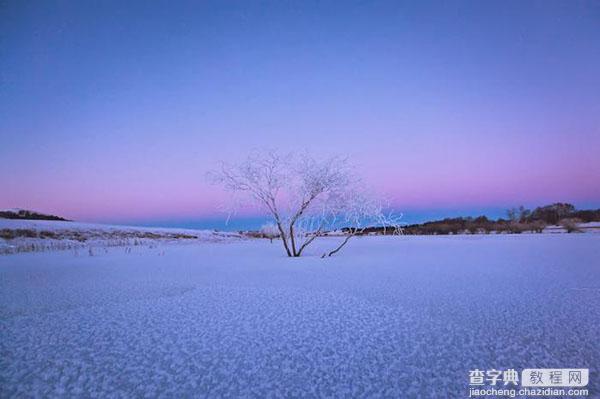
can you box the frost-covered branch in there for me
[209,150,401,257]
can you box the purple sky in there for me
[1,1,599,225]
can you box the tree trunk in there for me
[289,224,298,256]
[274,221,292,257]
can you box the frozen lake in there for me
[1,235,599,397]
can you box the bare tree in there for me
[559,218,582,233]
[507,206,530,223]
[209,150,401,257]
[506,205,531,234]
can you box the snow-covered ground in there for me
[1,234,599,397]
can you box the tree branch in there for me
[323,228,364,257]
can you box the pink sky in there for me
[1,1,599,223]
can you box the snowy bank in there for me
[0,219,241,255]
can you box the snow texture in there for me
[1,234,599,397]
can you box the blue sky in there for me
[1,1,599,229]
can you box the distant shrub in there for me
[466,224,479,234]
[17,229,38,238]
[0,229,17,239]
[170,233,197,239]
[0,229,38,239]
[506,221,527,234]
[39,231,58,239]
[559,218,582,233]
[481,223,494,234]
[71,232,87,242]
[138,232,162,239]
[529,220,546,233]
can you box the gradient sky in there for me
[1,0,599,227]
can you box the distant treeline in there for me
[0,209,69,221]
[359,203,600,235]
